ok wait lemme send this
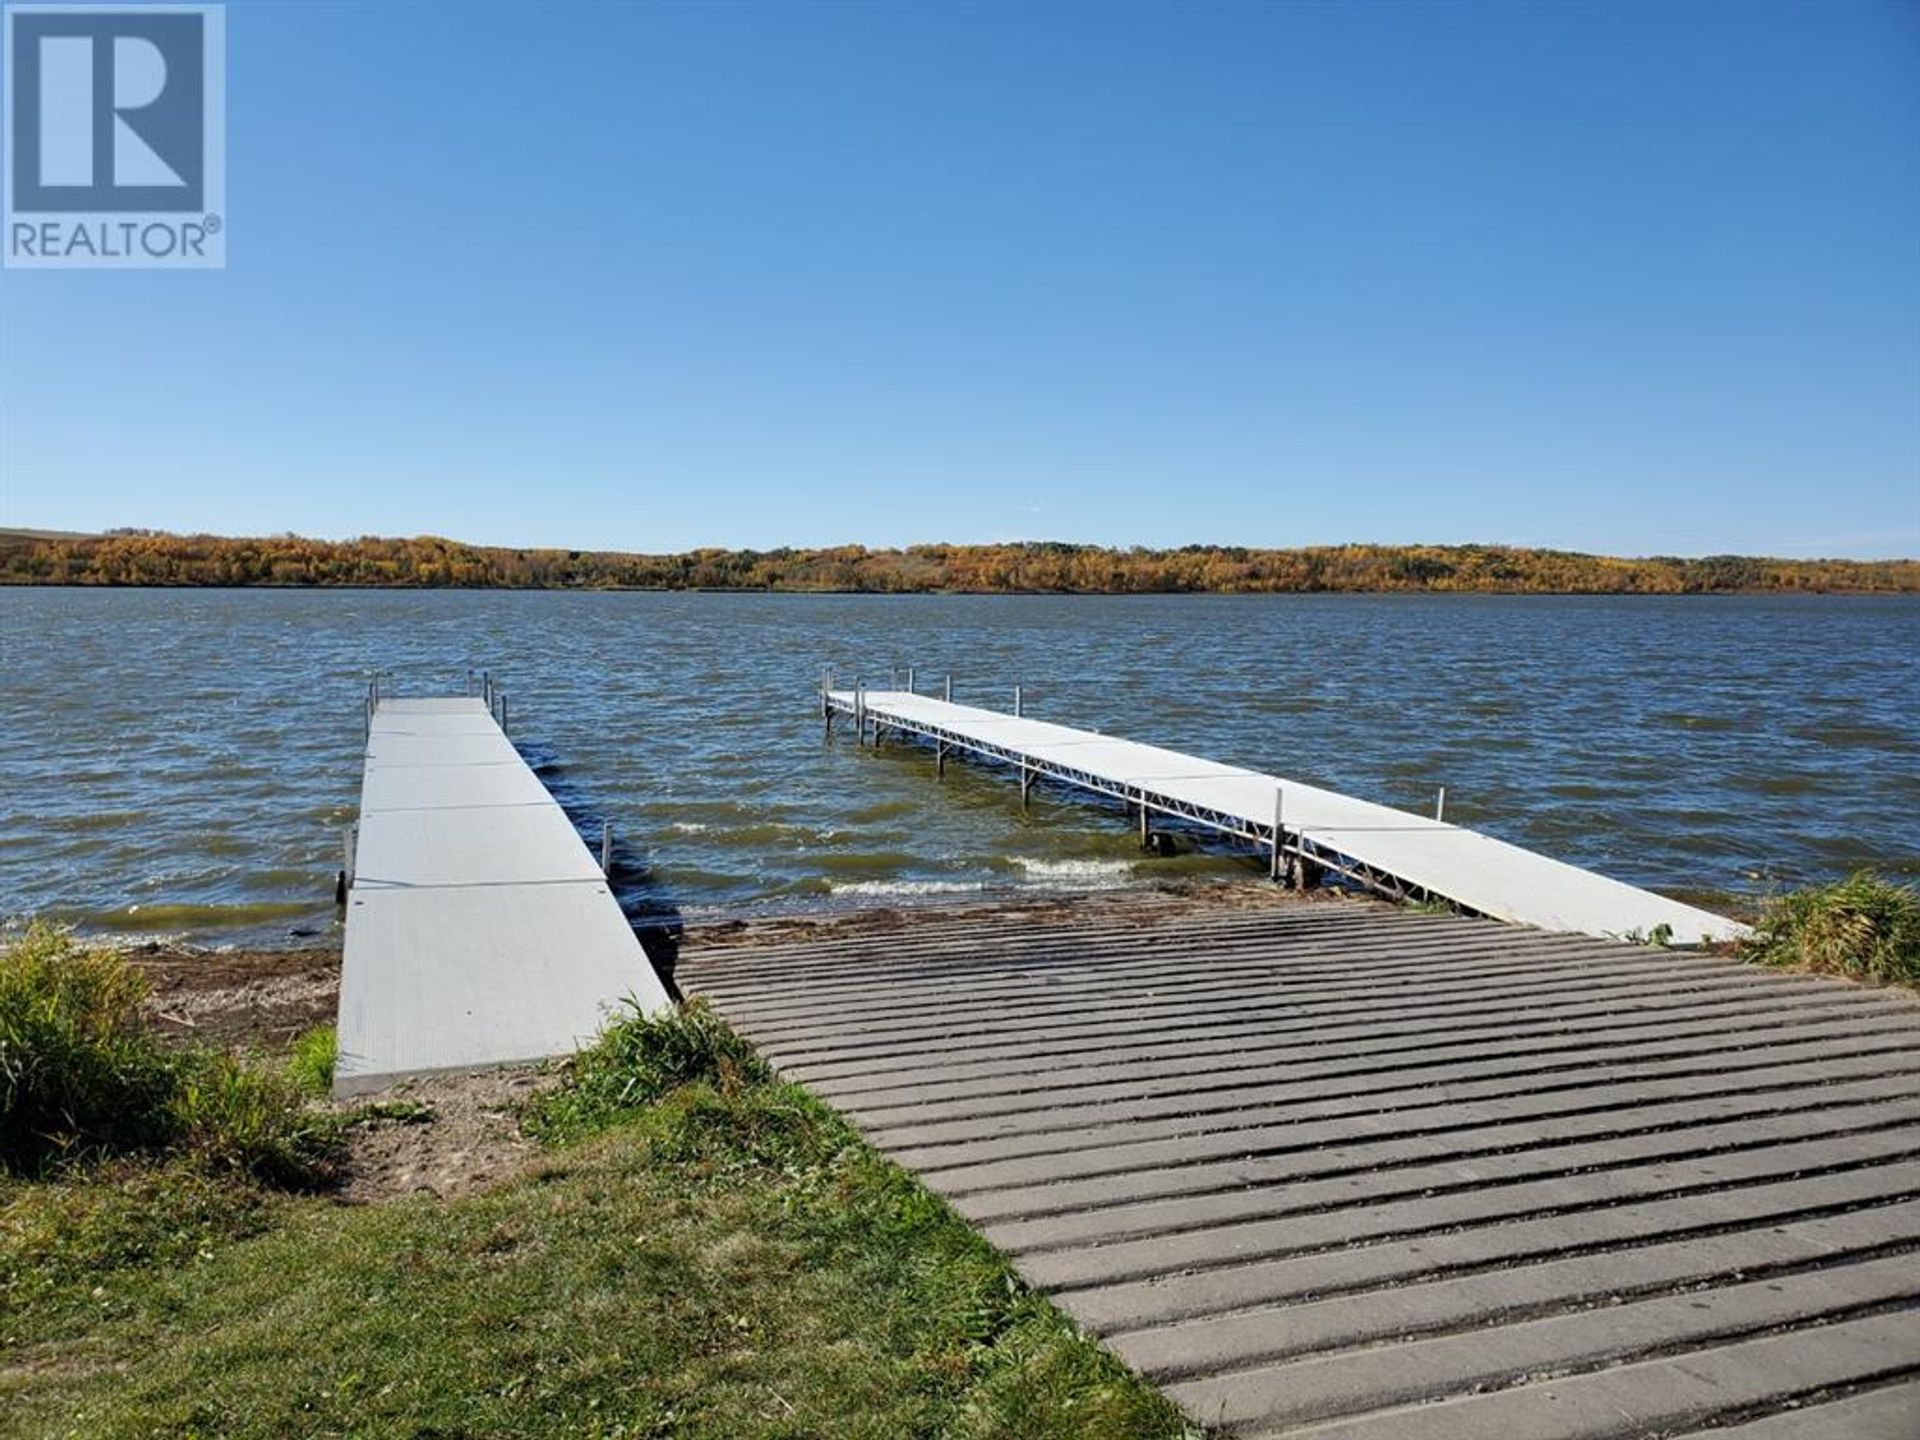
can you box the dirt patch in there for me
[335,1066,558,1205]
[122,946,551,1204]
[129,944,339,1050]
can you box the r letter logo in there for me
[5,4,225,267]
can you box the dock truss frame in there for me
[824,686,1461,912]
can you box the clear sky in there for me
[1,0,1915,557]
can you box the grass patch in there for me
[3,999,1195,1439]
[1,1160,280,1348]
[1741,871,1920,986]
[0,926,340,1186]
[0,923,175,1170]
[284,1024,336,1098]
[524,998,767,1145]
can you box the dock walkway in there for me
[333,696,670,1096]
[825,688,1743,945]
[682,900,1920,1438]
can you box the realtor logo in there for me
[4,4,224,267]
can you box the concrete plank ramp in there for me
[680,899,1920,1437]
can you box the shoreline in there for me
[8,581,1920,598]
[125,878,1333,1055]
[124,880,1343,1204]
[46,861,1766,967]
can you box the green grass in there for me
[0,924,176,1170]
[523,997,768,1144]
[284,1024,336,1098]
[1741,871,1920,986]
[0,926,340,1186]
[1,1160,282,1348]
[2,995,1195,1439]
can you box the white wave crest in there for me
[1009,856,1136,888]
[829,879,989,897]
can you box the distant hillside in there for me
[1,530,1914,594]
[0,526,96,543]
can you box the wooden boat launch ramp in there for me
[332,694,671,1096]
[824,686,1745,946]
[681,898,1920,1439]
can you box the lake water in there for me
[3,589,1916,946]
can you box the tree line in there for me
[2,530,1914,594]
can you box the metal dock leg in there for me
[1271,787,1285,883]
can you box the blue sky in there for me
[1,0,1915,556]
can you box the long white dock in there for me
[825,689,1745,945]
[333,696,671,1097]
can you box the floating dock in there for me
[333,694,671,1097]
[825,687,1744,945]
[683,899,1920,1439]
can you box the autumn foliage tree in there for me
[1,531,1913,595]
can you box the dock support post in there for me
[855,682,866,747]
[1021,766,1035,808]
[1435,786,1446,822]
[498,693,507,733]
[907,667,915,694]
[820,668,831,720]
[601,819,612,876]
[1271,787,1285,883]
[936,739,946,778]
[1014,684,1023,717]
[944,674,952,702]
[1139,796,1150,848]
[338,821,357,902]
[1297,851,1322,892]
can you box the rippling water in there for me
[3,589,1916,944]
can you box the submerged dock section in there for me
[333,695,671,1097]
[825,686,1744,944]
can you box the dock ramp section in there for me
[333,697,670,1097]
